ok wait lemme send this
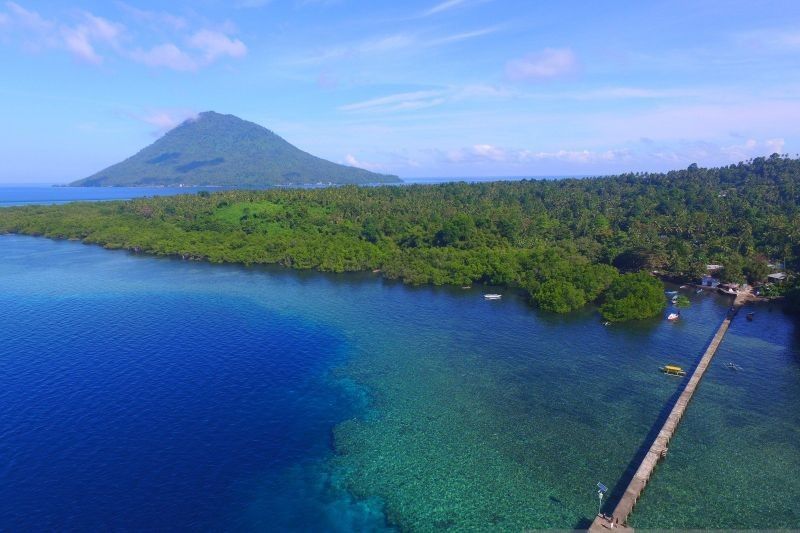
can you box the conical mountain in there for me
[71,111,400,187]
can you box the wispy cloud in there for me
[737,28,800,52]
[339,84,515,113]
[427,26,498,46]
[61,12,124,64]
[443,144,629,165]
[398,134,787,176]
[340,90,447,112]
[1,3,122,64]
[129,43,196,71]
[423,0,469,16]
[297,26,497,65]
[115,2,187,31]
[188,30,246,62]
[506,48,577,81]
[236,0,272,7]
[134,109,198,134]
[0,2,247,70]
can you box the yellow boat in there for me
[661,365,686,376]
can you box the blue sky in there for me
[0,0,799,182]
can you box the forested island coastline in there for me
[2,155,799,321]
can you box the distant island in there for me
[5,155,799,321]
[70,111,400,187]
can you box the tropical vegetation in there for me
[3,155,799,321]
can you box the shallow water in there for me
[630,303,800,528]
[0,235,798,530]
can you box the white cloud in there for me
[130,43,197,71]
[136,109,198,134]
[1,4,122,63]
[5,2,53,32]
[0,2,247,71]
[444,144,629,165]
[344,153,383,171]
[61,26,101,63]
[471,144,505,161]
[188,29,247,61]
[129,31,246,71]
[506,48,577,81]
[59,12,123,64]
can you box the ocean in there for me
[0,188,798,530]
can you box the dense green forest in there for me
[3,155,799,321]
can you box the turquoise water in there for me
[1,234,798,529]
[631,304,800,528]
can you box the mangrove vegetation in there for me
[2,155,799,321]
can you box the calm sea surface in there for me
[0,188,798,530]
[0,186,214,207]
[0,178,575,207]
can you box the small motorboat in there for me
[695,288,704,294]
[746,312,754,321]
[717,284,739,296]
[603,321,611,326]
[671,295,679,303]
[484,293,502,300]
[461,286,472,289]
[665,290,678,296]
[661,365,686,376]
[679,285,688,289]
[726,362,742,371]
[667,312,680,321]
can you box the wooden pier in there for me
[589,300,743,531]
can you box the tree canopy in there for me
[2,155,799,321]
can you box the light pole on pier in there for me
[596,482,608,517]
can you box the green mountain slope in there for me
[70,111,400,187]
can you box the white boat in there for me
[665,290,678,296]
[667,312,680,321]
[484,293,502,300]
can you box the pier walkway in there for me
[589,297,744,531]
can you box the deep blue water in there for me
[0,236,390,530]
[1,188,798,529]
